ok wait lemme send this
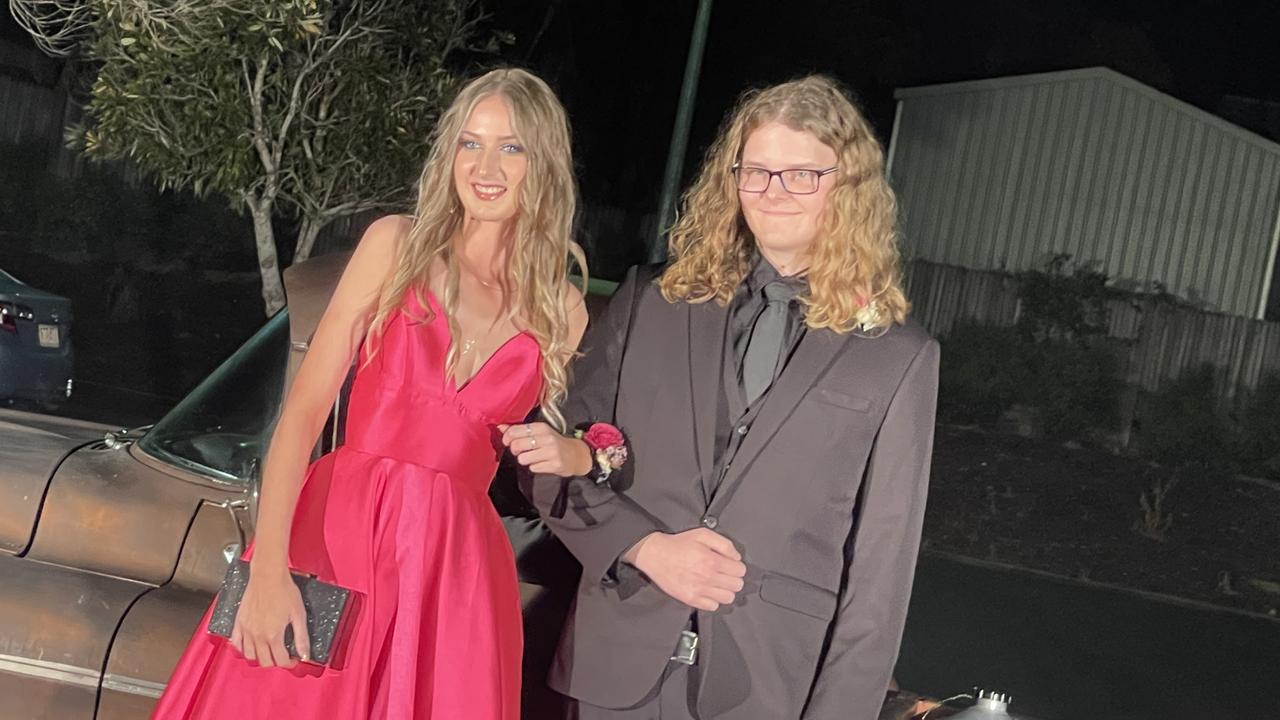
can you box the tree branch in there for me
[273,3,377,169]
[8,0,94,56]
[243,54,277,194]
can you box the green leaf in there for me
[1249,579,1280,595]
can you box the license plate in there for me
[38,324,60,348]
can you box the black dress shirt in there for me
[705,257,808,501]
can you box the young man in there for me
[509,76,939,720]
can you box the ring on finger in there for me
[529,436,538,449]
[525,425,534,437]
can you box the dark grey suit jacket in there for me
[525,265,939,719]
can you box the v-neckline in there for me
[423,287,534,394]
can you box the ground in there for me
[924,424,1280,618]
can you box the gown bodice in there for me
[343,288,543,486]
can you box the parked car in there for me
[0,267,73,408]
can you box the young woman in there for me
[153,68,588,720]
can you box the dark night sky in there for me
[488,0,1280,273]
[5,1,1279,275]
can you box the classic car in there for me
[0,267,74,408]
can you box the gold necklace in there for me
[450,255,504,360]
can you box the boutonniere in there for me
[854,300,883,333]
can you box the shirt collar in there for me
[745,253,809,296]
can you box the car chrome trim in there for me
[129,443,246,491]
[0,653,99,690]
[102,672,167,698]
[0,654,169,699]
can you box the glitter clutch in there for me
[206,558,355,666]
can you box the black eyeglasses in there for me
[731,164,839,195]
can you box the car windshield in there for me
[139,311,290,484]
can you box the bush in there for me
[1016,253,1111,342]
[1237,372,1280,477]
[938,318,1123,438]
[1139,364,1234,473]
[1022,338,1123,439]
[937,319,1030,425]
[0,142,157,261]
[0,140,258,272]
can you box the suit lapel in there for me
[707,327,853,513]
[688,300,729,497]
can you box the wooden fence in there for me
[905,259,1280,415]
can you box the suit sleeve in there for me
[520,265,667,588]
[802,338,939,720]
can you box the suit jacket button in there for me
[735,423,749,435]
[701,515,718,529]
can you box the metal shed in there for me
[888,67,1280,319]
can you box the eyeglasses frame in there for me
[730,163,840,195]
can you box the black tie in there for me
[741,279,797,406]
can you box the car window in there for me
[139,311,289,484]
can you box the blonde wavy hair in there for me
[660,75,909,331]
[365,68,586,430]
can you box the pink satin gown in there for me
[153,288,540,719]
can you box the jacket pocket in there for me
[809,387,872,413]
[758,573,838,621]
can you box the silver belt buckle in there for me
[670,630,699,665]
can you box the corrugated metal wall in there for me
[0,75,90,178]
[0,75,140,183]
[890,68,1280,319]
[1,75,64,144]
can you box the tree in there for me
[12,0,505,315]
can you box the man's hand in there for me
[626,529,746,611]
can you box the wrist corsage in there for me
[575,422,629,485]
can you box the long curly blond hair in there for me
[660,75,908,331]
[365,68,586,430]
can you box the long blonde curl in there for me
[660,75,909,332]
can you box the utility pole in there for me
[650,0,714,263]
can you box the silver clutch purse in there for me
[207,558,356,666]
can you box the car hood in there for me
[0,271,69,302]
[0,409,115,554]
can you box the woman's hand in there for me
[499,422,594,477]
[230,561,311,669]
